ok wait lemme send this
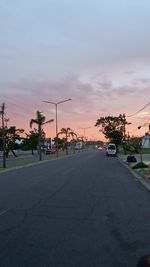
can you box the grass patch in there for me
[140,149,150,154]
[136,168,150,176]
[133,162,150,178]
[0,159,49,171]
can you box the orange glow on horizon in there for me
[7,118,148,143]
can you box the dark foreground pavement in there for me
[0,150,150,266]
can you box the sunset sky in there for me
[1,0,150,140]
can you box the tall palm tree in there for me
[30,111,54,160]
[58,127,72,154]
[69,131,77,153]
[69,130,77,139]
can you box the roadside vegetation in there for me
[0,103,95,168]
[1,103,150,171]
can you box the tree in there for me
[95,114,129,147]
[108,130,123,148]
[30,111,54,160]
[123,137,142,154]
[21,129,39,155]
[69,131,77,140]
[0,126,24,158]
[0,103,6,167]
[53,137,64,149]
[58,127,73,154]
[69,131,78,152]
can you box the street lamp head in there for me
[42,100,56,105]
[57,98,71,104]
[42,99,71,105]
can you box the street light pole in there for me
[0,103,6,168]
[43,98,71,157]
[55,103,58,157]
[79,126,91,141]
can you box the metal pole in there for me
[42,99,71,158]
[123,113,126,138]
[84,128,86,140]
[38,125,42,161]
[1,104,6,168]
[56,104,58,158]
[79,126,91,141]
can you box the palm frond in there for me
[60,128,67,133]
[43,119,54,125]
[30,119,38,128]
[70,131,77,137]
[57,131,63,136]
[60,127,71,133]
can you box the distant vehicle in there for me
[75,141,84,150]
[106,143,117,157]
[97,146,103,150]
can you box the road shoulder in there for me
[118,156,150,191]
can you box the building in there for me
[142,134,150,149]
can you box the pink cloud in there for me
[1,74,150,140]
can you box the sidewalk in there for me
[118,153,150,166]
[118,153,150,187]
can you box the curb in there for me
[118,157,150,191]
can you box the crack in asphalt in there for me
[0,171,73,237]
[0,208,28,235]
[105,212,140,252]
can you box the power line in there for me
[140,116,150,127]
[126,102,150,117]
[128,111,150,131]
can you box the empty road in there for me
[0,150,150,266]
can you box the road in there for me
[0,150,150,266]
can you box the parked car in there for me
[106,143,117,157]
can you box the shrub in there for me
[132,162,149,169]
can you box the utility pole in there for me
[123,113,132,139]
[79,126,91,141]
[123,113,126,139]
[55,103,58,157]
[4,118,9,128]
[0,103,6,168]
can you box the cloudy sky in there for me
[1,0,150,139]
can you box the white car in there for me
[106,143,117,157]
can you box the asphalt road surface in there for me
[0,150,150,267]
